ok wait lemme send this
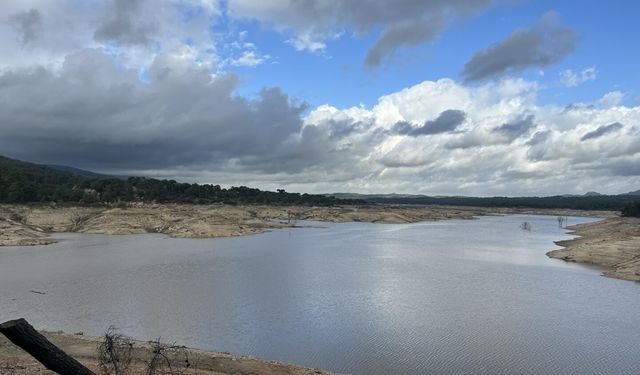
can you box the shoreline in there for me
[0,203,487,247]
[0,329,337,375]
[0,203,614,247]
[4,203,636,282]
[547,216,640,282]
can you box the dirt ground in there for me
[547,216,640,282]
[0,330,336,375]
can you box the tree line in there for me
[0,156,364,206]
[364,194,640,211]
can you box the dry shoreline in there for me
[0,330,337,375]
[0,203,614,247]
[547,216,640,282]
[0,203,490,247]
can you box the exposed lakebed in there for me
[1,215,638,374]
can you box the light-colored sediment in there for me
[0,210,54,246]
[0,203,490,246]
[0,330,336,375]
[0,203,616,247]
[547,216,640,282]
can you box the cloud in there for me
[0,49,307,173]
[493,114,535,141]
[94,0,158,45]
[559,66,598,87]
[462,11,578,82]
[300,78,640,195]
[227,0,492,66]
[0,0,220,72]
[8,8,43,45]
[395,109,467,136]
[598,91,624,108]
[580,122,623,141]
[1,42,639,196]
[230,50,269,67]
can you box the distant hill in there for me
[47,164,128,180]
[0,155,363,206]
[329,192,427,200]
[628,189,640,196]
[583,191,603,196]
[336,192,640,211]
[48,164,111,178]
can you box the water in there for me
[1,214,639,374]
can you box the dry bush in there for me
[97,326,134,375]
[145,339,193,375]
[97,328,198,375]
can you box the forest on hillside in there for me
[0,156,363,206]
[365,194,640,211]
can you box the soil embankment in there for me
[547,216,640,282]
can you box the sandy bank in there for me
[547,217,640,282]
[0,330,336,375]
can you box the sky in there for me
[1,0,639,196]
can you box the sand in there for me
[0,330,336,375]
[547,216,640,282]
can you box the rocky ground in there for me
[0,203,490,246]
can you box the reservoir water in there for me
[1,214,639,374]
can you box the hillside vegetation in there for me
[363,194,639,211]
[0,156,362,206]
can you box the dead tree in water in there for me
[0,318,96,375]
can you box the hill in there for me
[357,194,638,211]
[0,155,362,206]
[46,164,127,179]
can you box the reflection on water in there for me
[1,215,639,375]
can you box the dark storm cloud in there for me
[395,109,466,136]
[493,115,535,141]
[580,122,623,141]
[94,0,157,45]
[0,49,314,173]
[9,8,43,45]
[462,11,578,82]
